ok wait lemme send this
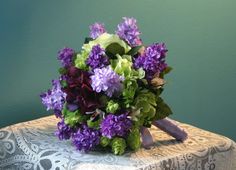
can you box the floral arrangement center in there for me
[40,17,187,155]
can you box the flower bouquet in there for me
[40,17,187,155]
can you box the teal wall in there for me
[0,0,235,140]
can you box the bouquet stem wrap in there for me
[140,127,154,149]
[152,118,188,142]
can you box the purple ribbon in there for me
[140,126,154,149]
[152,118,188,142]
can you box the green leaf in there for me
[105,43,125,56]
[63,108,89,127]
[156,88,164,96]
[160,66,173,78]
[163,66,173,75]
[127,45,143,56]
[105,51,116,59]
[154,97,173,120]
[84,37,93,44]
[60,80,67,88]
[87,119,101,129]
[58,67,67,74]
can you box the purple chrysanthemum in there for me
[90,66,124,97]
[116,17,142,47]
[134,43,168,79]
[86,45,109,69]
[40,79,66,117]
[55,119,73,140]
[57,47,75,67]
[89,22,106,39]
[72,125,100,152]
[101,113,132,139]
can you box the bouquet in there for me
[40,17,187,155]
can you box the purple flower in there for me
[57,47,75,67]
[40,80,66,117]
[101,113,132,139]
[55,119,73,140]
[90,67,124,97]
[86,45,109,69]
[116,17,142,47]
[134,43,168,79]
[72,125,100,152]
[89,22,106,39]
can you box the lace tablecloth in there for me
[0,116,235,170]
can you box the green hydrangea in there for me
[111,137,126,155]
[127,128,141,151]
[100,136,111,147]
[111,55,133,78]
[133,90,157,127]
[74,50,89,70]
[106,100,119,113]
[111,55,145,80]
[122,79,138,108]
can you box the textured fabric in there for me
[0,116,235,170]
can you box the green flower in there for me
[82,33,131,54]
[74,50,89,70]
[133,90,157,127]
[106,100,119,113]
[62,106,89,127]
[122,79,138,107]
[111,137,126,155]
[100,136,111,147]
[111,55,133,78]
[87,119,101,129]
[111,55,145,79]
[127,127,141,151]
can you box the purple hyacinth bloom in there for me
[134,43,168,79]
[101,113,132,139]
[116,17,142,47]
[90,66,124,97]
[89,22,106,39]
[72,125,100,152]
[55,119,73,140]
[86,45,109,69]
[40,80,66,116]
[57,47,75,67]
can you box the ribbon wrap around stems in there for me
[140,118,188,148]
[152,118,188,142]
[140,127,153,149]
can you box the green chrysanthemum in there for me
[74,50,89,70]
[62,106,89,127]
[127,127,141,151]
[111,137,126,155]
[106,100,119,113]
[100,136,111,147]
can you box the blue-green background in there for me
[0,0,235,140]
